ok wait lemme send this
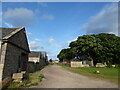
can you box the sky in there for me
[1,2,118,60]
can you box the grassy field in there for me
[59,64,119,84]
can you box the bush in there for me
[115,64,120,68]
[107,63,113,68]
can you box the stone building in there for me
[0,27,30,83]
[28,51,48,72]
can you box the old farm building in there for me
[0,27,30,83]
[28,51,48,72]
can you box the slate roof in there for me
[29,51,47,57]
[29,51,41,57]
[0,28,19,38]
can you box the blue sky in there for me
[1,2,118,60]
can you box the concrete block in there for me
[96,63,106,67]
[71,61,83,67]
[12,73,23,82]
[112,65,115,67]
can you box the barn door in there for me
[21,53,28,71]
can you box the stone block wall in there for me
[39,58,47,66]
[71,61,83,67]
[28,62,36,72]
[28,57,39,63]
[2,42,28,80]
[8,28,29,52]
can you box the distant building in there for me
[53,60,59,64]
[29,51,48,65]
[70,56,94,67]
[0,27,30,83]
[28,51,48,72]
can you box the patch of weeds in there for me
[30,82,38,86]
[38,74,45,81]
[7,75,41,89]
[7,82,21,88]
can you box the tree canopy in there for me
[57,33,120,64]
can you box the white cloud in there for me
[3,8,35,27]
[81,3,118,35]
[4,22,13,28]
[29,41,44,50]
[42,14,54,20]
[34,38,41,41]
[47,37,54,44]
[26,31,32,36]
[4,8,34,19]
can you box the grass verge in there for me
[6,74,45,89]
[59,64,118,84]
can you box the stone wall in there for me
[28,62,36,73]
[0,64,3,83]
[39,58,47,66]
[8,28,29,52]
[0,43,8,83]
[28,57,39,63]
[28,58,47,72]
[71,61,83,67]
[2,42,28,80]
[1,29,29,80]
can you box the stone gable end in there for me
[7,28,30,52]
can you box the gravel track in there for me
[30,64,118,88]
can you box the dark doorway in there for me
[18,53,28,72]
[21,53,28,71]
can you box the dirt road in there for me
[31,64,118,88]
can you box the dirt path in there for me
[30,64,118,88]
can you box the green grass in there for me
[60,64,119,84]
[6,74,45,89]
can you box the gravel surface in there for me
[30,64,118,88]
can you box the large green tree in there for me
[58,33,120,64]
[57,48,75,62]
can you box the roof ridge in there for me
[3,27,24,40]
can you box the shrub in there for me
[115,64,120,68]
[107,63,113,68]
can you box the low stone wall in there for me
[71,61,90,67]
[0,64,4,83]
[71,61,83,67]
[28,62,36,73]
[96,63,107,67]
[28,61,47,73]
[82,64,89,67]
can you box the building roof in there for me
[0,27,30,53]
[29,51,41,57]
[29,51,47,57]
[0,28,19,38]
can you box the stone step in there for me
[12,71,27,82]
